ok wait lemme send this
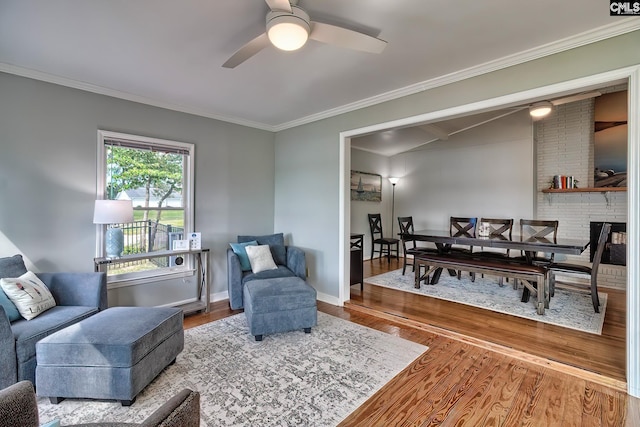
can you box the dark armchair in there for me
[0,381,200,427]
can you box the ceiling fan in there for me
[529,91,602,118]
[222,0,387,68]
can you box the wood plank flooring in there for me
[183,259,638,426]
[349,258,626,386]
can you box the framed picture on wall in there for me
[351,170,382,202]
[594,89,627,188]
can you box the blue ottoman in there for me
[243,277,317,341]
[35,306,184,406]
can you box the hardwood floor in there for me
[183,260,639,426]
[350,258,627,386]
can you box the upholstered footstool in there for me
[35,306,184,406]
[243,276,317,341]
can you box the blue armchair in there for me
[0,255,107,389]
[227,233,306,310]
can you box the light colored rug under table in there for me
[37,311,427,427]
[366,268,606,335]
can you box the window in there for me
[96,130,195,286]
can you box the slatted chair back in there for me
[368,213,385,239]
[519,219,559,262]
[479,217,514,255]
[450,217,477,237]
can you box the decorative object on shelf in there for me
[189,232,202,250]
[172,239,190,251]
[550,175,578,189]
[350,170,382,202]
[93,200,134,258]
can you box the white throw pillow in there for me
[0,271,56,320]
[245,245,278,274]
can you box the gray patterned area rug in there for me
[367,269,606,335]
[37,311,427,426]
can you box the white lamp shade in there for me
[266,7,310,51]
[388,177,400,185]
[93,200,134,224]
[529,101,553,118]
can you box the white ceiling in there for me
[0,1,637,131]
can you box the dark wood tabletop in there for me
[405,229,589,255]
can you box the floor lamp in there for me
[389,177,399,237]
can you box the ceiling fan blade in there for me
[309,21,386,54]
[222,33,270,68]
[265,0,292,13]
[550,91,602,106]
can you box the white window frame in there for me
[96,130,195,288]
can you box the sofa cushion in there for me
[238,233,286,265]
[36,307,183,368]
[245,245,278,274]
[0,254,28,280]
[242,265,295,284]
[229,240,258,271]
[10,305,99,367]
[1,272,56,320]
[244,277,317,313]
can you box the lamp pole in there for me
[388,177,399,237]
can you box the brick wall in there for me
[535,95,627,289]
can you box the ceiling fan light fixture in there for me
[266,7,310,51]
[529,101,553,118]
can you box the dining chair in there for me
[548,223,611,313]
[367,213,399,263]
[475,218,514,286]
[449,216,477,280]
[515,219,559,299]
[515,219,559,264]
[398,216,438,275]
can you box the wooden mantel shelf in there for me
[542,187,627,193]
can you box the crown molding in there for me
[1,19,638,133]
[273,18,640,131]
[0,63,276,132]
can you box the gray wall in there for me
[273,30,640,303]
[0,73,275,306]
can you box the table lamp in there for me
[93,200,134,258]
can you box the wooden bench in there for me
[413,252,550,315]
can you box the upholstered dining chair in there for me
[398,216,438,275]
[368,213,399,263]
[548,223,611,313]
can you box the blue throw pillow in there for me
[0,289,20,322]
[237,233,286,265]
[230,240,258,271]
[0,254,28,279]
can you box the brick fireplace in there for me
[535,87,627,289]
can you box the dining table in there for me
[401,228,590,314]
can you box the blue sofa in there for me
[0,255,107,389]
[227,233,307,310]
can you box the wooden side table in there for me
[350,233,364,290]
